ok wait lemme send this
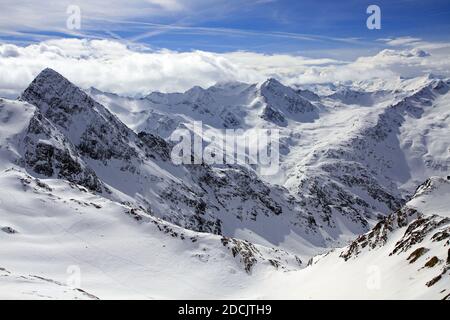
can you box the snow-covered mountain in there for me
[89,72,450,244]
[8,69,327,257]
[0,68,449,299]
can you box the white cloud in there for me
[379,37,450,51]
[0,38,449,98]
[381,37,422,47]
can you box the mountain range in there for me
[0,68,448,299]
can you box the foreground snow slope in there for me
[1,169,448,299]
[0,168,302,299]
[263,177,449,299]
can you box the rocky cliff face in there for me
[338,177,449,293]
[21,68,142,168]
[22,110,104,192]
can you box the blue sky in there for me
[2,0,450,97]
[1,0,450,56]
[137,0,450,53]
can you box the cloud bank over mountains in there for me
[1,38,450,97]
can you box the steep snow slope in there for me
[0,99,35,171]
[399,81,450,192]
[408,177,450,217]
[257,177,450,299]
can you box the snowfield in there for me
[0,69,448,299]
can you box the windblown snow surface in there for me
[0,69,449,299]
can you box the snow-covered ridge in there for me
[282,177,449,299]
[339,178,449,261]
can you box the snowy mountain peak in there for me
[261,77,284,89]
[407,177,450,218]
[35,67,63,79]
[260,78,303,98]
[21,68,80,103]
[378,48,431,58]
[260,77,314,105]
[20,68,94,115]
[259,77,318,124]
[414,176,450,198]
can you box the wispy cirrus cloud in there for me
[379,36,423,47]
[2,0,450,55]
[0,1,373,50]
[0,0,273,38]
[0,0,185,30]
[377,36,450,54]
